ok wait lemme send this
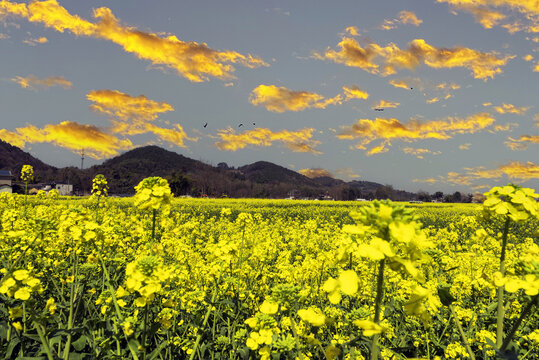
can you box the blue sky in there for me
[1,0,538,193]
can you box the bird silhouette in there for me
[253,123,256,126]
[203,122,208,128]
[410,87,413,90]
[238,123,243,127]
[374,108,384,111]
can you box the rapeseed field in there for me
[0,170,537,359]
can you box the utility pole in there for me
[80,149,85,170]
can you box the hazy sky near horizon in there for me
[1,0,538,193]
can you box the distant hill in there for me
[0,140,57,175]
[0,142,418,200]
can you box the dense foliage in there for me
[0,178,537,359]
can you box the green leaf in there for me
[437,286,456,307]
[72,334,88,351]
[148,340,168,360]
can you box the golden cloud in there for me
[215,127,321,154]
[345,26,360,36]
[0,121,133,158]
[316,36,513,80]
[249,84,343,112]
[373,100,400,108]
[438,0,539,36]
[493,103,530,114]
[459,143,471,150]
[412,178,438,184]
[87,89,174,132]
[523,54,534,61]
[402,147,441,159]
[299,168,333,178]
[342,85,369,100]
[11,75,72,90]
[23,36,47,46]
[3,0,267,82]
[466,161,539,180]
[380,10,422,30]
[337,112,496,154]
[415,161,539,187]
[87,89,196,147]
[505,135,539,150]
[388,79,413,90]
[426,97,440,104]
[335,167,360,179]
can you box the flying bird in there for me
[374,108,384,111]
[253,123,256,126]
[203,122,208,128]
[238,123,243,127]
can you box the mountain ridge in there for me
[0,140,416,200]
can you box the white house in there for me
[0,170,13,193]
[42,183,73,196]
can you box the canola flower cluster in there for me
[0,174,537,360]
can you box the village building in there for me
[0,170,13,193]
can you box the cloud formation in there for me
[0,121,133,158]
[249,85,343,112]
[2,0,267,82]
[11,75,72,90]
[337,112,497,154]
[402,147,441,159]
[299,168,333,178]
[23,36,47,46]
[315,36,513,80]
[373,99,400,109]
[215,127,321,154]
[438,0,539,34]
[342,85,369,100]
[380,10,423,30]
[87,89,196,147]
[414,161,539,186]
[493,103,530,114]
[505,135,539,150]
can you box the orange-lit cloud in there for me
[342,85,369,100]
[380,10,423,30]
[412,178,438,184]
[335,167,360,179]
[373,100,400,108]
[389,79,413,90]
[483,102,492,107]
[466,161,539,181]
[249,84,343,112]
[493,103,530,114]
[315,36,513,80]
[459,143,471,150]
[215,127,321,154]
[0,121,133,158]
[523,54,534,61]
[344,26,360,36]
[402,147,441,159]
[338,112,496,154]
[438,0,539,33]
[414,161,539,186]
[2,0,267,82]
[299,168,333,178]
[505,135,539,150]
[87,89,173,132]
[23,36,47,46]
[426,97,440,104]
[11,75,72,90]
[87,89,196,147]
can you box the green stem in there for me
[151,209,157,254]
[496,217,511,348]
[63,253,78,360]
[371,259,386,360]
[34,321,54,360]
[142,306,149,360]
[450,305,475,360]
[189,274,222,360]
[501,294,538,352]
